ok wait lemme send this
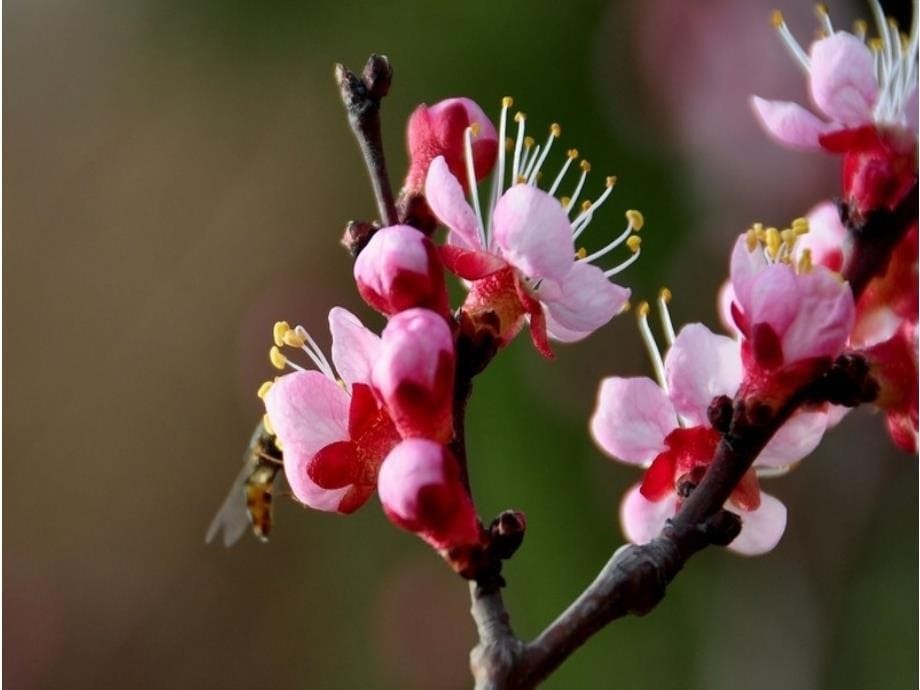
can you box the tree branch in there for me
[335,55,399,227]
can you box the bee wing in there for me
[205,460,254,547]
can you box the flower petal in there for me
[281,444,351,511]
[729,234,767,309]
[665,323,743,425]
[756,409,828,468]
[727,492,787,556]
[750,96,832,151]
[591,377,676,465]
[809,33,877,126]
[620,484,678,545]
[780,267,854,363]
[264,370,349,456]
[540,261,630,342]
[424,155,482,250]
[492,184,574,281]
[438,244,507,280]
[329,307,381,389]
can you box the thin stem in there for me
[334,55,399,226]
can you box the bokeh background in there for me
[4,0,917,688]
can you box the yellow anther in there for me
[815,28,828,39]
[256,381,274,399]
[765,227,782,258]
[746,228,759,252]
[606,175,618,188]
[273,321,291,348]
[626,209,644,231]
[581,200,593,212]
[636,300,650,318]
[659,287,672,303]
[901,33,911,50]
[771,10,785,28]
[516,175,527,184]
[262,414,275,436]
[853,19,868,35]
[575,247,587,259]
[559,196,571,207]
[781,228,797,246]
[502,96,514,108]
[626,235,642,253]
[269,346,287,370]
[550,123,562,138]
[282,329,305,348]
[869,37,883,52]
[620,300,632,314]
[797,248,813,274]
[470,122,482,136]
[514,111,526,123]
[524,135,535,149]
[580,160,592,173]
[567,148,579,159]
[814,4,828,18]
[505,137,514,151]
[887,17,899,31]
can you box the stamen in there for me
[772,10,811,71]
[256,380,274,399]
[605,236,641,277]
[580,209,637,263]
[293,325,336,381]
[489,97,513,229]
[815,4,833,34]
[273,321,291,348]
[564,160,591,214]
[282,329,306,348]
[853,19,868,41]
[765,227,782,259]
[270,346,288,370]
[658,287,676,346]
[797,248,814,273]
[527,123,561,185]
[521,141,541,182]
[511,112,527,182]
[548,148,579,196]
[636,301,667,390]
[463,126,487,247]
[572,176,617,240]
[262,414,275,436]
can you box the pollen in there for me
[765,227,782,258]
[550,123,562,138]
[869,37,883,52]
[626,209,644,231]
[502,96,514,108]
[470,122,482,137]
[262,414,275,436]
[636,300,650,318]
[567,148,579,159]
[559,196,571,207]
[746,228,759,251]
[853,19,868,36]
[580,160,591,173]
[771,10,785,28]
[505,137,514,151]
[659,286,672,303]
[620,300,632,313]
[814,3,828,18]
[524,135,535,149]
[270,346,287,370]
[514,111,526,123]
[273,321,291,348]
[797,248,813,274]
[581,200,593,212]
[791,217,809,234]
[282,329,306,348]
[626,235,642,253]
[256,381,274,399]
[605,176,617,188]
[575,247,587,259]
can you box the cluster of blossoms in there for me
[249,0,916,568]
[258,95,641,563]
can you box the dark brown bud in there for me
[488,510,527,561]
[362,54,392,100]
[341,220,378,258]
[707,395,734,433]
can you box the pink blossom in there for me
[354,224,449,317]
[728,225,854,380]
[424,100,634,357]
[263,308,399,513]
[861,320,919,452]
[591,321,828,555]
[372,308,455,444]
[751,5,919,215]
[404,98,498,194]
[378,439,481,552]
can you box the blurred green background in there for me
[4,0,916,688]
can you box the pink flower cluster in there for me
[260,95,640,558]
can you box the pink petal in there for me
[755,410,828,469]
[438,245,507,280]
[799,201,847,271]
[746,263,799,339]
[727,492,787,556]
[809,33,877,126]
[750,96,832,151]
[729,234,767,309]
[717,281,741,337]
[424,156,482,250]
[620,484,678,545]
[665,323,743,425]
[539,261,630,342]
[281,444,350,511]
[780,267,855,363]
[329,307,381,389]
[591,377,676,465]
[492,184,575,282]
[264,370,349,455]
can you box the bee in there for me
[205,420,286,546]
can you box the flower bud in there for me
[403,97,498,194]
[862,321,918,453]
[378,439,480,551]
[372,308,455,443]
[354,225,449,317]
